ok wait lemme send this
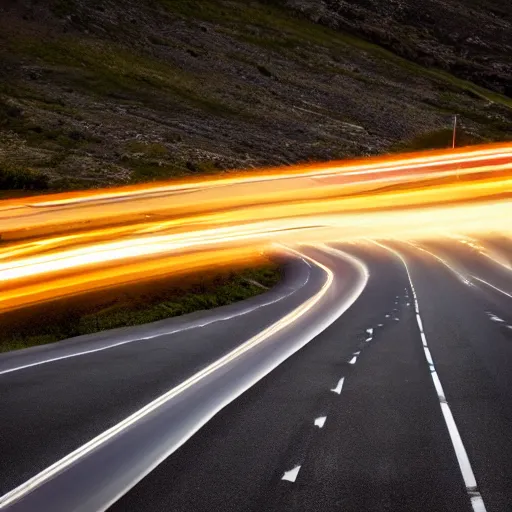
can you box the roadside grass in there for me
[0,263,281,353]
[390,124,508,153]
[0,160,50,191]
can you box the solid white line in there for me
[472,276,512,299]
[0,256,313,377]
[331,377,345,394]
[407,243,471,286]
[416,314,424,332]
[374,241,487,512]
[0,248,369,509]
[431,372,447,402]
[440,403,477,489]
[314,417,327,428]
[470,494,487,512]
[282,465,301,482]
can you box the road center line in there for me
[331,377,345,394]
[0,247,369,509]
[314,417,327,428]
[282,465,301,483]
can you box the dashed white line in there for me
[0,248,370,510]
[348,356,358,365]
[375,241,487,512]
[365,337,373,342]
[282,465,301,482]
[331,377,345,394]
[314,417,327,429]
[366,328,373,335]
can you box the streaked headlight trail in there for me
[0,142,511,312]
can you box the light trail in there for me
[0,142,511,312]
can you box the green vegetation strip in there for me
[0,263,281,353]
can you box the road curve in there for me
[110,239,512,512]
[2,238,512,511]
[0,245,368,511]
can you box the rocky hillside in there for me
[0,0,510,190]
[283,0,512,96]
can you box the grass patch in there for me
[6,36,235,115]
[389,128,481,152]
[125,140,169,157]
[0,262,281,353]
[0,161,50,190]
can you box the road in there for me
[2,238,512,511]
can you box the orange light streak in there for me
[0,142,511,312]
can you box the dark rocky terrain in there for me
[283,0,512,96]
[0,0,510,190]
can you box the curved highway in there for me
[2,238,512,511]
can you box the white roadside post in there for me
[452,114,458,149]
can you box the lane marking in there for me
[378,323,384,327]
[365,337,372,342]
[407,243,471,286]
[314,417,327,429]
[331,377,345,394]
[473,276,512,300]
[348,356,357,364]
[375,241,487,512]
[366,328,373,335]
[0,256,314,376]
[0,247,369,509]
[282,465,301,483]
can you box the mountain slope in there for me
[0,0,510,189]
[282,0,512,96]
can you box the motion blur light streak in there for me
[0,142,511,311]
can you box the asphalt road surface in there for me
[2,239,512,512]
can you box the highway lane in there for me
[2,239,512,511]
[109,241,512,512]
[0,246,367,510]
